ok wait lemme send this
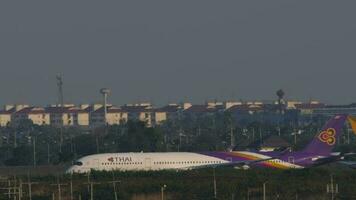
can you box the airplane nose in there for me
[66,166,76,174]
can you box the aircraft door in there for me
[88,159,100,171]
[145,158,152,170]
[226,157,233,162]
[93,159,100,168]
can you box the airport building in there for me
[1,100,353,128]
[0,105,23,127]
[90,105,128,126]
[183,104,219,122]
[12,107,50,126]
[0,109,13,127]
[226,103,284,124]
[294,101,326,115]
[313,103,356,116]
[121,104,155,127]
[46,105,90,127]
[154,104,181,125]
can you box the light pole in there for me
[263,181,268,200]
[327,174,338,200]
[24,173,38,200]
[70,174,73,200]
[277,124,281,136]
[348,127,350,144]
[100,88,111,126]
[230,121,234,148]
[292,129,303,145]
[213,167,217,199]
[50,176,67,200]
[111,180,120,200]
[14,131,17,148]
[47,142,50,164]
[33,137,36,167]
[259,126,262,145]
[86,172,91,194]
[161,184,167,200]
[110,172,120,200]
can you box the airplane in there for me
[66,114,353,173]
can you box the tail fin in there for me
[303,115,347,156]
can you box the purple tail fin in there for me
[303,115,347,156]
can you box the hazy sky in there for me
[0,1,355,106]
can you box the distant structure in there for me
[100,88,111,125]
[276,89,285,114]
[260,135,291,152]
[56,74,64,107]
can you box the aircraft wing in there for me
[337,152,356,169]
[189,157,275,169]
[313,156,340,165]
[226,157,276,167]
[312,153,356,166]
[338,161,356,169]
[342,152,356,158]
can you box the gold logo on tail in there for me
[318,128,336,145]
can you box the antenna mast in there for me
[56,74,64,107]
[56,74,64,153]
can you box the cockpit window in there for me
[74,161,83,166]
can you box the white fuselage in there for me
[66,152,228,173]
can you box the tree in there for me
[117,121,164,152]
[5,146,32,165]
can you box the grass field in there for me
[0,165,355,200]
